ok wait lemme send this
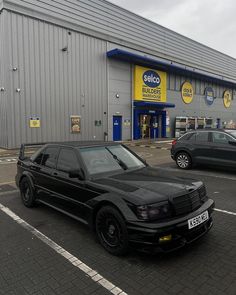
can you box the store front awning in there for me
[133,101,175,109]
[107,48,236,88]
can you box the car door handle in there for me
[52,172,58,176]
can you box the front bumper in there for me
[126,199,214,253]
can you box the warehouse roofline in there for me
[107,48,236,88]
[1,0,236,82]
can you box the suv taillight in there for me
[172,139,177,146]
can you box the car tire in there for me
[95,206,129,256]
[176,152,192,169]
[20,178,36,208]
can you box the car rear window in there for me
[179,133,195,141]
[196,132,209,142]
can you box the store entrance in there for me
[139,114,159,139]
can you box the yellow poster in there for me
[223,90,232,108]
[29,117,40,128]
[181,81,194,104]
[134,66,167,102]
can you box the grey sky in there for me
[108,0,236,59]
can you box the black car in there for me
[171,129,236,169]
[16,142,214,255]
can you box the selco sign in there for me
[205,87,215,105]
[223,90,232,108]
[134,66,166,102]
[181,81,194,104]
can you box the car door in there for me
[208,131,236,167]
[192,131,212,164]
[30,146,60,199]
[50,147,98,222]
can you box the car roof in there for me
[44,141,122,148]
[186,129,235,133]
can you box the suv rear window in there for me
[179,133,195,141]
[196,132,209,142]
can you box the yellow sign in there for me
[223,90,232,108]
[181,81,194,104]
[134,66,167,102]
[29,117,40,128]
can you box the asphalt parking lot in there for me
[0,143,235,295]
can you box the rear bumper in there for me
[126,199,214,252]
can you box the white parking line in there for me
[0,203,127,295]
[214,208,236,216]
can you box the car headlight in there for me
[136,202,171,221]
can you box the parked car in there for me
[171,129,236,169]
[16,142,214,255]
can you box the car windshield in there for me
[79,145,145,175]
[225,130,236,138]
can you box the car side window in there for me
[180,133,194,141]
[57,148,80,173]
[196,132,209,142]
[212,132,231,144]
[34,152,44,165]
[41,147,59,169]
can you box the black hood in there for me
[94,167,202,205]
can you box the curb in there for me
[125,142,171,150]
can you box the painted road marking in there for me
[0,181,15,185]
[154,140,172,144]
[214,208,236,216]
[0,157,18,164]
[0,203,127,295]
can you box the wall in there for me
[167,73,235,135]
[4,11,108,148]
[0,10,8,148]
[1,0,236,84]
[108,59,132,141]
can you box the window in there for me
[57,148,80,173]
[212,132,231,144]
[180,133,195,141]
[80,145,145,175]
[196,132,209,142]
[41,147,59,169]
[34,152,44,165]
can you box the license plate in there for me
[188,211,209,229]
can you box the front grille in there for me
[198,185,207,201]
[172,190,201,216]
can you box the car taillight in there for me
[172,139,177,146]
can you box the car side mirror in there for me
[69,169,85,180]
[228,140,236,146]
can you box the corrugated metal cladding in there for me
[4,12,108,148]
[108,59,132,140]
[2,0,236,82]
[0,11,8,147]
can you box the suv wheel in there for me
[176,152,192,169]
[95,206,129,256]
[20,178,36,207]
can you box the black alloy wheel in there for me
[20,178,36,208]
[176,152,192,169]
[95,206,129,256]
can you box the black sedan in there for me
[16,142,214,255]
[171,129,236,169]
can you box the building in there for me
[0,0,236,148]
